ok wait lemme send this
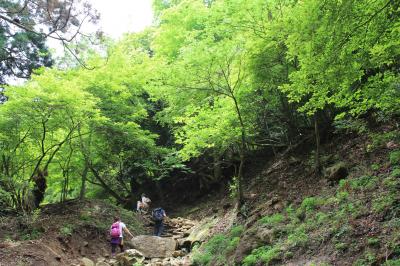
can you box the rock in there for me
[130,235,177,258]
[324,162,348,184]
[386,141,399,149]
[273,202,284,211]
[172,250,184,257]
[80,257,95,266]
[186,217,218,247]
[115,249,145,266]
[95,262,110,266]
[233,226,274,264]
[83,241,89,247]
[288,156,301,165]
[96,257,106,263]
[108,259,117,266]
[223,203,232,209]
[270,196,280,205]
[233,229,262,263]
[256,227,274,243]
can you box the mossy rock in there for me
[324,162,348,184]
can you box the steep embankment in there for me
[0,199,145,265]
[189,126,400,265]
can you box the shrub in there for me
[192,251,213,266]
[368,131,400,151]
[230,225,244,237]
[192,226,245,265]
[242,245,281,266]
[334,224,352,239]
[315,212,329,224]
[335,242,348,251]
[354,251,377,266]
[391,167,400,178]
[287,228,308,248]
[367,237,380,247]
[301,197,323,212]
[203,234,227,254]
[371,163,380,171]
[383,259,400,266]
[59,225,74,236]
[227,237,240,252]
[390,150,400,166]
[350,175,379,190]
[260,214,285,226]
[383,176,399,190]
[372,193,396,213]
[20,228,42,240]
[336,191,349,203]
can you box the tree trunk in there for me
[237,150,245,206]
[156,181,164,204]
[231,94,246,207]
[79,164,88,200]
[89,166,126,204]
[314,114,321,175]
[213,151,222,181]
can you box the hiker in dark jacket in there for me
[152,207,167,237]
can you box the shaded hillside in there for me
[190,125,400,266]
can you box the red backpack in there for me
[110,222,121,238]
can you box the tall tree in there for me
[0,0,99,84]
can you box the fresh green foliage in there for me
[335,242,348,251]
[20,228,42,240]
[390,150,400,166]
[192,226,244,266]
[1,0,399,218]
[384,259,400,266]
[300,197,324,212]
[371,164,380,171]
[242,245,281,266]
[260,214,285,226]
[59,225,74,236]
[368,130,400,152]
[391,167,400,178]
[367,237,380,247]
[372,193,396,213]
[354,251,377,266]
[349,175,380,190]
[230,225,244,238]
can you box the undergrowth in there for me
[194,164,400,266]
[242,168,400,265]
[192,225,244,266]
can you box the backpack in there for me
[152,208,164,222]
[110,222,121,238]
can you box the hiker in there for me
[152,207,167,237]
[110,216,134,257]
[136,193,151,213]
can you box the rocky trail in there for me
[77,215,200,266]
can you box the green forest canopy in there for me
[0,0,399,211]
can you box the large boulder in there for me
[233,226,275,264]
[80,257,95,266]
[115,249,145,266]
[185,217,218,248]
[324,162,348,184]
[130,235,177,258]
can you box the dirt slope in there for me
[188,125,400,265]
[0,199,146,265]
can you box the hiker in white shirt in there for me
[136,193,151,213]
